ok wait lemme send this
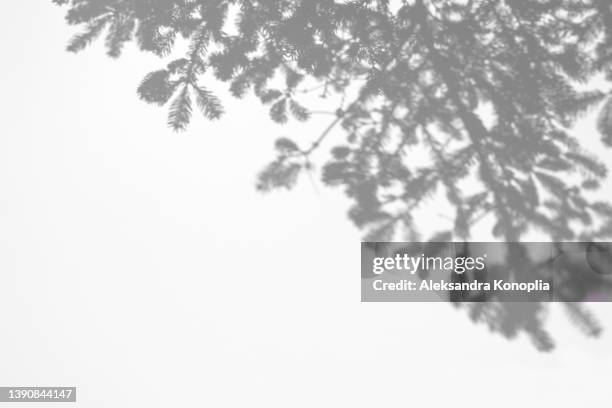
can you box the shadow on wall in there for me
[54,0,612,351]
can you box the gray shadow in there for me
[54,0,612,351]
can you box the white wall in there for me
[0,2,610,407]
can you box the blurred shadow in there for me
[55,0,612,350]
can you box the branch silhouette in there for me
[54,0,612,351]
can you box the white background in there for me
[0,2,611,407]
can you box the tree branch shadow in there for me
[54,0,612,351]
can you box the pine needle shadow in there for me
[54,0,612,351]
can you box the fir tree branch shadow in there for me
[54,0,612,351]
